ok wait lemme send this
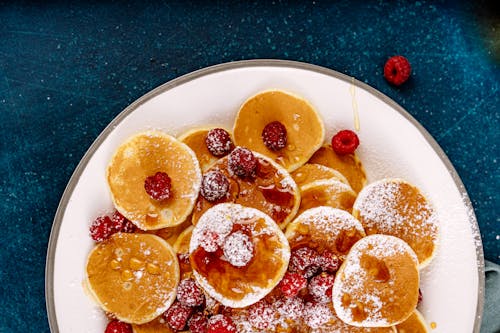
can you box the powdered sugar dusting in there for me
[223,231,254,267]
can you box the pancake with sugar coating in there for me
[107,131,202,230]
[189,203,290,308]
[178,127,228,171]
[85,233,180,324]
[233,90,325,172]
[395,309,429,333]
[332,235,419,327]
[298,179,357,216]
[352,178,439,268]
[291,163,350,189]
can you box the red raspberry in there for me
[164,301,193,331]
[177,278,205,307]
[201,170,230,202]
[200,229,221,252]
[228,147,257,177]
[384,55,412,86]
[280,272,307,297]
[188,312,208,333]
[248,300,277,330]
[144,171,172,201]
[308,273,335,303]
[315,250,340,273]
[105,320,132,333]
[262,121,287,151]
[289,247,319,273]
[331,130,359,155]
[89,215,114,242]
[207,314,237,333]
[206,128,234,157]
[111,211,137,233]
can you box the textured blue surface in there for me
[0,1,498,332]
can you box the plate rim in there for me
[45,59,485,332]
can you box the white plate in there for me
[46,60,484,333]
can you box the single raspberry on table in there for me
[207,314,237,333]
[280,272,307,297]
[177,278,205,307]
[384,55,412,86]
[206,128,234,157]
[111,211,137,233]
[105,320,132,333]
[89,215,114,242]
[200,170,230,202]
[228,147,257,177]
[248,300,277,330]
[164,301,193,331]
[262,121,287,151]
[188,312,208,333]
[144,171,172,201]
[331,130,359,155]
[308,272,335,304]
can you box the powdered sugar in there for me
[223,231,254,267]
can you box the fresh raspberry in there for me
[206,128,234,157]
[280,272,307,297]
[308,273,335,303]
[274,296,304,320]
[89,215,114,242]
[315,250,340,273]
[164,301,193,331]
[111,211,137,233]
[331,130,359,155]
[144,171,172,201]
[201,170,230,202]
[384,55,412,86]
[262,121,287,151]
[200,229,221,252]
[228,147,257,177]
[222,231,254,267]
[177,278,205,307]
[207,314,237,333]
[248,300,277,330]
[188,312,208,333]
[303,302,332,329]
[105,320,132,333]
[418,288,423,305]
[289,247,319,273]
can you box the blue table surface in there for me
[0,1,498,332]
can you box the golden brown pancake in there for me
[312,316,397,332]
[309,145,367,193]
[191,152,300,229]
[298,179,357,216]
[178,127,228,171]
[285,207,366,260]
[233,90,325,172]
[291,163,350,189]
[395,310,429,333]
[153,218,192,247]
[132,318,177,333]
[352,179,439,268]
[332,235,419,327]
[189,203,290,308]
[107,131,202,230]
[85,233,180,324]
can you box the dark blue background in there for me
[0,1,498,332]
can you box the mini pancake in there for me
[291,163,350,189]
[308,145,367,193]
[297,179,357,216]
[132,318,177,333]
[332,235,419,328]
[153,218,192,247]
[312,316,397,333]
[189,203,290,308]
[352,178,439,268]
[173,225,194,278]
[85,233,180,324]
[233,90,325,172]
[191,152,300,229]
[178,127,228,171]
[285,207,366,260]
[107,131,202,230]
[395,310,429,333]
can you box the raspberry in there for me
[206,128,234,157]
[105,320,132,333]
[315,250,340,273]
[228,147,257,177]
[331,130,359,155]
[111,211,137,233]
[89,215,114,242]
[144,172,172,201]
[201,171,230,202]
[248,300,277,330]
[164,301,193,331]
[177,278,205,307]
[262,121,287,151]
[308,273,335,303]
[207,314,237,333]
[384,55,412,86]
[188,312,208,333]
[200,229,221,252]
[289,246,319,273]
[303,302,332,329]
[280,272,307,297]
[222,231,254,267]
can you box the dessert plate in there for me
[45,60,484,332]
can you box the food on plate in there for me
[297,179,357,215]
[290,163,350,189]
[395,309,430,333]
